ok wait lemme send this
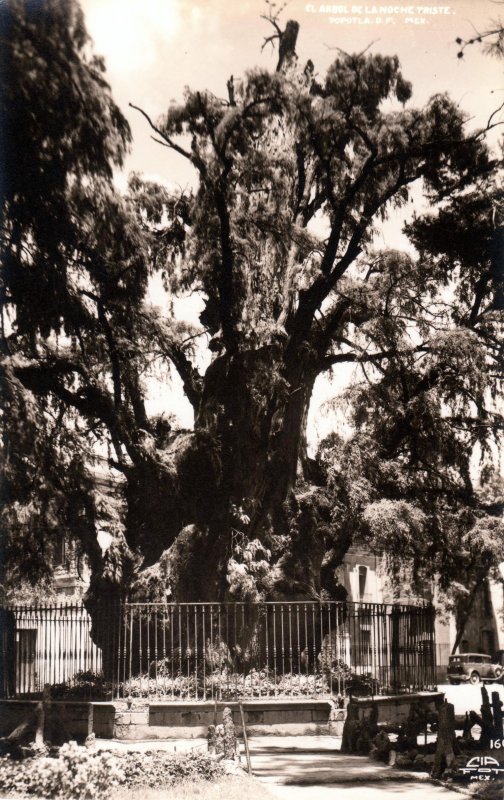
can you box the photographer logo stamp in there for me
[459,755,504,782]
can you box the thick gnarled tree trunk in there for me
[99,344,324,605]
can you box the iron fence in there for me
[0,603,115,699]
[0,601,436,700]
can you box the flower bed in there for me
[120,669,332,699]
[0,742,224,799]
[48,662,379,700]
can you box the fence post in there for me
[239,702,252,775]
[85,703,95,746]
[0,609,15,698]
[428,603,436,688]
[391,605,401,694]
[35,684,51,749]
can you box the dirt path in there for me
[248,736,464,800]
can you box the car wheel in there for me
[470,671,481,685]
[494,666,503,681]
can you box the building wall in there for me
[337,550,383,604]
[52,534,90,597]
[340,549,504,682]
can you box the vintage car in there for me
[447,653,504,685]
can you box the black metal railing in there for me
[0,603,115,699]
[0,601,436,700]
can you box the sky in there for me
[81,0,502,185]
[79,0,503,445]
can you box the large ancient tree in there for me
[1,0,503,622]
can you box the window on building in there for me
[358,565,367,600]
[54,533,67,568]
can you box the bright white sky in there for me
[80,0,502,447]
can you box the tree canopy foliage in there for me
[1,0,503,629]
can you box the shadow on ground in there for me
[248,737,465,800]
[251,749,416,786]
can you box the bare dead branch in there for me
[129,102,206,174]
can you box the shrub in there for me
[0,743,121,799]
[50,671,113,700]
[119,665,376,699]
[0,743,224,799]
[119,667,331,699]
[51,664,379,701]
[115,749,224,788]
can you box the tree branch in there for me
[3,359,139,464]
[129,103,207,175]
[320,348,393,370]
[213,188,239,354]
[166,343,204,410]
[80,289,122,407]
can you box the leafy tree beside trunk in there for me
[315,179,504,643]
[1,0,503,636]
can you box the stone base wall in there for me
[0,700,115,742]
[0,695,445,743]
[0,699,344,741]
[142,700,344,740]
[0,700,38,738]
[91,703,115,738]
[349,691,444,726]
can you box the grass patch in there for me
[111,775,277,800]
